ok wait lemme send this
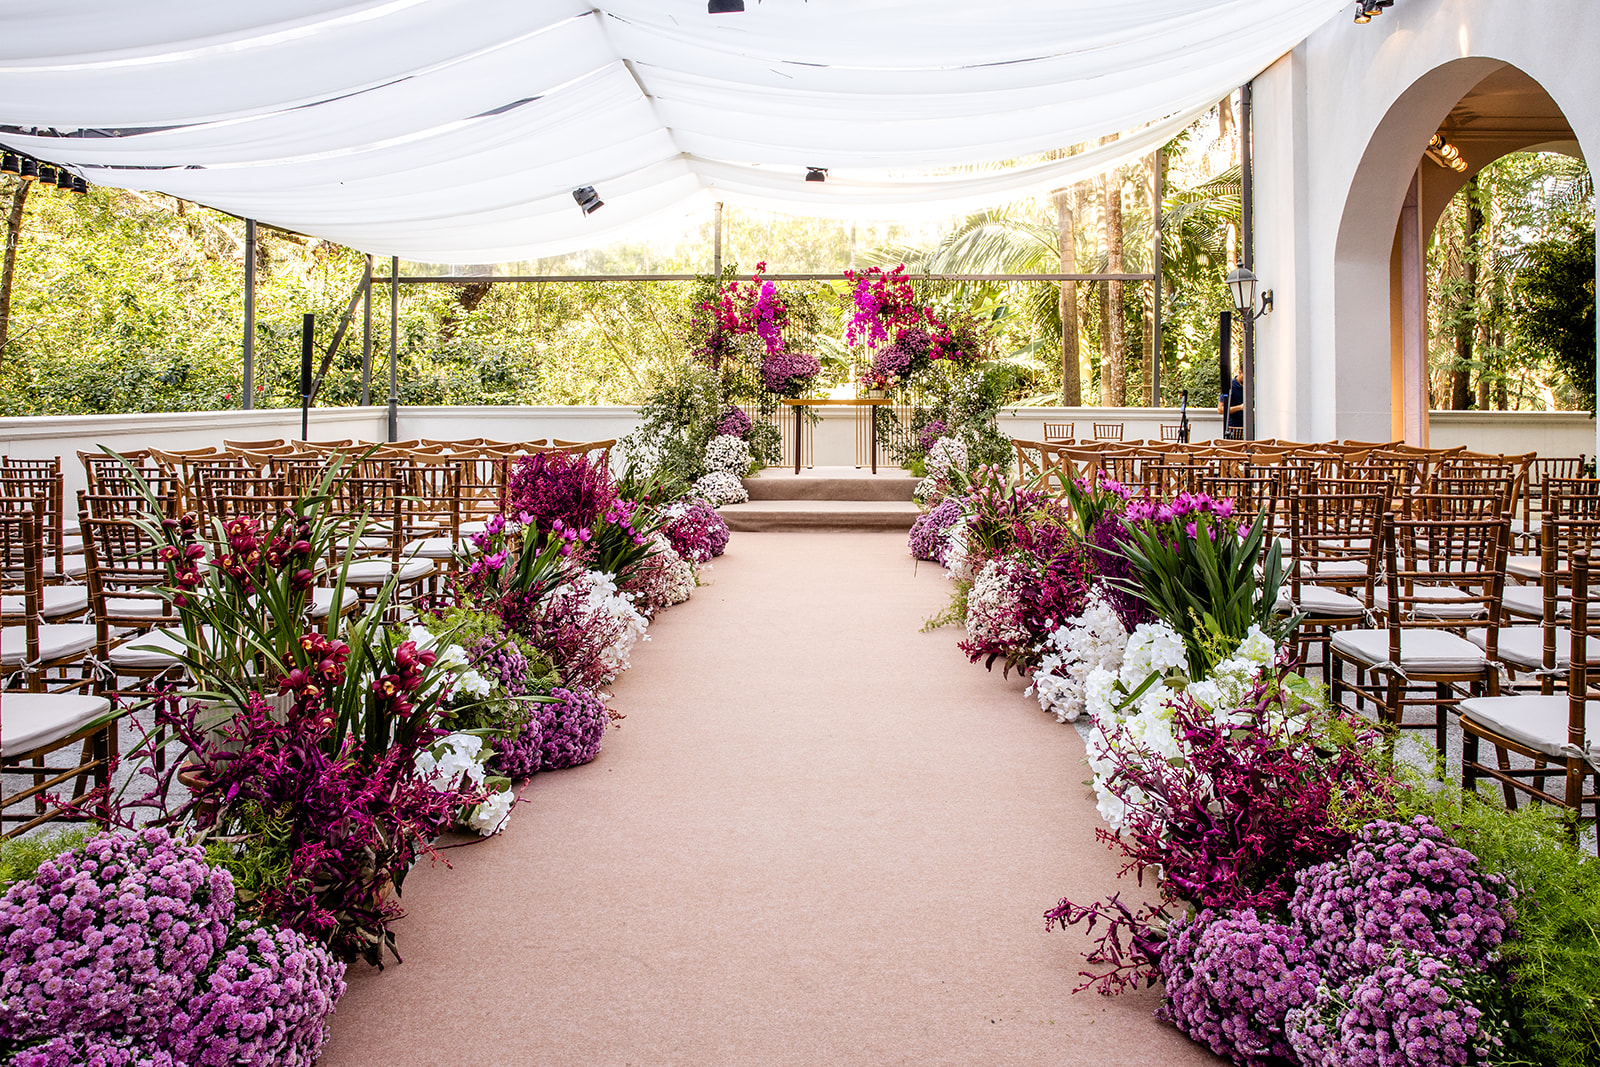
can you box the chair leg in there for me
[1462,728,1480,792]
[1495,746,1519,810]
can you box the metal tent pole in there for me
[713,201,723,277]
[1239,82,1257,441]
[1152,148,1164,406]
[387,255,399,442]
[242,219,256,409]
[360,253,373,407]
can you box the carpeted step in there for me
[717,499,920,532]
[743,466,917,502]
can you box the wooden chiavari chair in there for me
[1043,422,1075,444]
[0,501,97,692]
[1284,489,1387,677]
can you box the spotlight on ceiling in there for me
[708,0,745,11]
[19,157,37,181]
[0,152,18,176]
[805,167,828,183]
[572,186,604,215]
[1354,0,1394,22]
[35,164,55,185]
[71,175,87,195]
[54,167,73,190]
[1426,133,1469,174]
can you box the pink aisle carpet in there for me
[316,533,1220,1067]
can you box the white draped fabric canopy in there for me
[0,0,1347,262]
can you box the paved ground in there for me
[316,533,1221,1067]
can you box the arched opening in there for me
[1333,58,1593,445]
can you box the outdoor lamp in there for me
[572,186,604,215]
[708,0,745,11]
[1226,267,1273,321]
[71,175,87,194]
[805,167,827,182]
[35,164,54,185]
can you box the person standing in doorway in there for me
[1219,364,1244,437]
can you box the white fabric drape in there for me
[0,0,1346,262]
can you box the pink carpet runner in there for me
[317,533,1221,1066]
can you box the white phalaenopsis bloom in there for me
[416,731,488,790]
[1027,592,1129,723]
[454,667,493,699]
[465,784,516,836]
[575,568,650,677]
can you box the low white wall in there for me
[997,406,1226,446]
[1427,410,1597,459]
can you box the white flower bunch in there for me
[963,558,1029,652]
[694,470,749,506]
[408,624,490,702]
[1026,593,1129,722]
[942,515,973,582]
[464,784,515,836]
[703,434,753,476]
[926,436,968,479]
[576,568,650,678]
[416,731,488,790]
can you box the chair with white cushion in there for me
[1459,551,1599,851]
[1330,509,1508,754]
[1284,489,1386,678]
[1,502,96,693]
[2,688,119,836]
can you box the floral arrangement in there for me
[857,328,932,393]
[908,499,963,565]
[716,407,753,439]
[760,350,821,398]
[694,470,749,507]
[913,435,970,505]
[703,434,754,477]
[503,451,618,545]
[533,687,610,770]
[917,418,949,453]
[843,266,925,351]
[1026,592,1127,723]
[517,568,649,691]
[621,531,697,616]
[663,499,730,564]
[0,829,345,1066]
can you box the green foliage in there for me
[203,802,298,912]
[0,827,89,890]
[1384,783,1600,1066]
[1515,227,1596,410]
[622,352,723,480]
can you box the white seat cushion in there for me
[1331,627,1487,673]
[1309,560,1368,580]
[43,557,87,579]
[1509,518,1542,538]
[1275,585,1367,619]
[1466,625,1600,671]
[342,558,435,585]
[1,692,114,756]
[1506,555,1542,582]
[108,626,193,669]
[403,535,465,560]
[0,623,97,666]
[104,596,172,620]
[459,519,490,536]
[1501,585,1569,620]
[1372,584,1486,621]
[1458,694,1600,761]
[309,586,357,618]
[2,586,90,620]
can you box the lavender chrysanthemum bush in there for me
[663,499,730,564]
[0,829,345,1067]
[537,687,609,770]
[490,715,545,780]
[1285,951,1505,1067]
[1290,817,1515,981]
[715,407,753,439]
[907,499,961,564]
[1159,909,1322,1067]
[760,350,820,396]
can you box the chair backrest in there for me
[1567,551,1599,742]
[396,459,463,541]
[0,501,45,677]
[1042,422,1074,443]
[223,439,287,452]
[1543,478,1600,520]
[78,496,177,638]
[338,475,404,558]
[195,470,292,528]
[1091,422,1124,441]
[1429,473,1518,516]
[1379,510,1507,642]
[1288,490,1387,597]
[0,468,64,573]
[1159,423,1184,442]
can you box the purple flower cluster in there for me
[917,418,949,453]
[503,451,618,541]
[1290,818,1515,981]
[535,687,609,770]
[1160,909,1321,1067]
[0,828,234,1042]
[0,830,345,1067]
[465,632,535,697]
[760,350,821,397]
[908,499,962,564]
[1124,489,1238,540]
[1089,512,1153,631]
[664,500,730,565]
[1286,952,1503,1067]
[491,714,545,780]
[164,921,346,1067]
[716,407,753,439]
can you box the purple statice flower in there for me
[1289,817,1515,981]
[0,828,234,1044]
[716,407,753,439]
[917,418,949,453]
[908,499,962,564]
[491,714,545,780]
[1285,951,1504,1067]
[165,921,346,1067]
[1159,908,1322,1067]
[502,451,618,542]
[1089,512,1153,631]
[536,687,609,770]
[760,351,821,396]
[664,500,730,564]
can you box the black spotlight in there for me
[708,0,745,11]
[572,186,604,215]
[55,167,73,190]
[0,152,18,176]
[805,167,828,183]
[71,175,87,194]
[19,157,37,181]
[35,164,54,185]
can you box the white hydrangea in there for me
[694,470,749,507]
[1026,592,1128,722]
[926,436,968,479]
[703,434,753,476]
[464,783,515,836]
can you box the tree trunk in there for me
[438,279,492,345]
[0,177,30,367]
[1450,179,1480,409]
[1102,170,1126,408]
[1053,186,1081,406]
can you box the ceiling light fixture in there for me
[805,167,828,183]
[0,152,18,176]
[1426,133,1469,173]
[572,185,604,215]
[71,175,87,194]
[54,167,73,190]
[35,164,54,185]
[19,157,37,181]
[708,0,745,11]
[1354,0,1394,23]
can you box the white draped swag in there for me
[0,0,1347,263]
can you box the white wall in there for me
[1252,0,1600,445]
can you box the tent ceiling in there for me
[0,0,1347,262]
